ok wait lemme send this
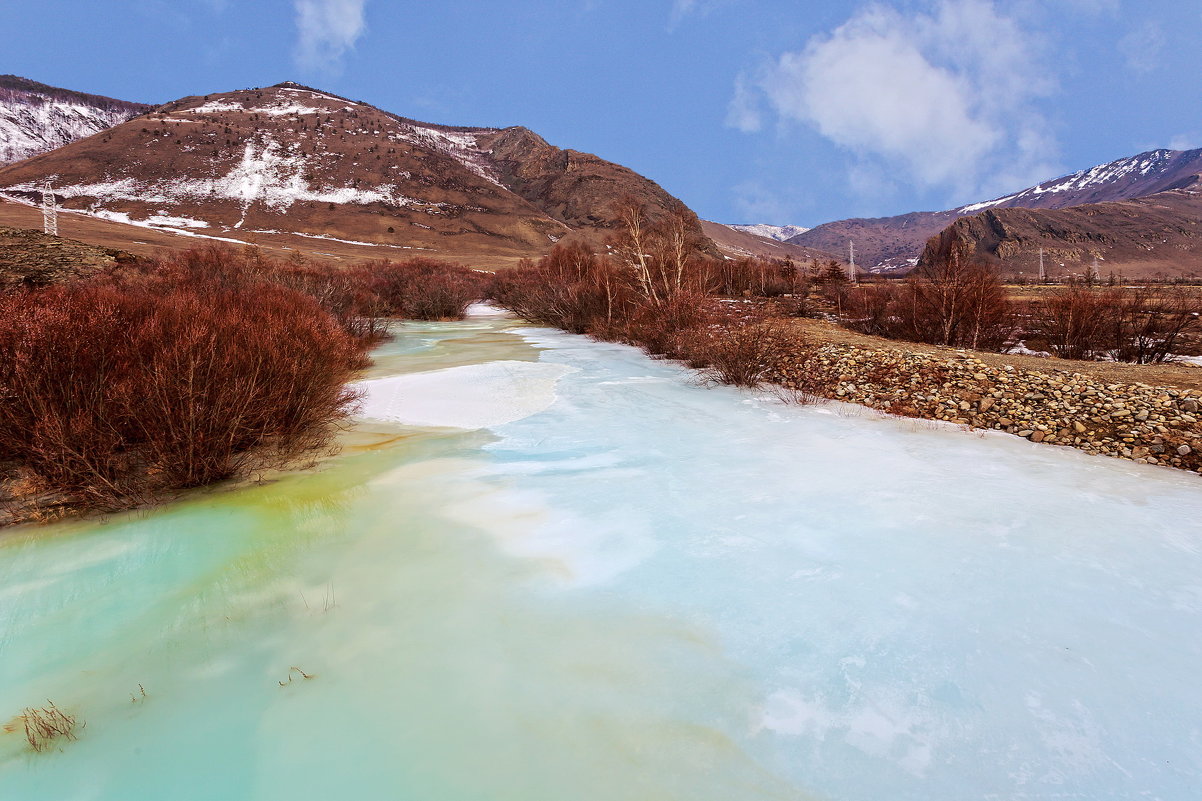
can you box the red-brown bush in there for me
[711,257,804,298]
[490,243,636,335]
[367,258,486,320]
[686,318,805,387]
[1025,285,1201,363]
[0,269,362,511]
[840,246,1013,350]
[622,290,719,358]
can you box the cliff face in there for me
[480,125,704,235]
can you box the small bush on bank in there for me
[688,319,804,388]
[368,258,486,321]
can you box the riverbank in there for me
[768,317,1202,474]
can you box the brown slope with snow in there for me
[919,184,1202,280]
[790,148,1202,273]
[0,82,707,265]
[0,75,150,164]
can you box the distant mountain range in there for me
[723,223,810,242]
[0,75,149,164]
[1,74,1199,278]
[787,148,1202,273]
[921,177,1202,280]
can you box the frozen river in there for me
[2,306,1201,800]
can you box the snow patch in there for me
[726,223,810,241]
[356,361,578,430]
[396,123,503,187]
[4,135,428,220]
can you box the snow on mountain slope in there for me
[0,75,149,164]
[955,148,1202,214]
[0,81,704,262]
[790,146,1202,272]
[724,223,810,241]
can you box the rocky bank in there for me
[767,343,1202,475]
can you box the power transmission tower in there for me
[41,182,58,237]
[848,240,858,284]
[1038,247,1046,283]
[1090,257,1101,284]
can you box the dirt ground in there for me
[0,199,525,270]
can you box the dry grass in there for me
[18,702,80,752]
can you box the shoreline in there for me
[767,320,1202,476]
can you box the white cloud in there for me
[669,0,723,28]
[732,0,1061,202]
[293,0,368,72]
[1118,22,1165,74]
[725,73,763,133]
[1060,0,1120,13]
[1170,132,1201,151]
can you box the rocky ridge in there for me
[0,225,135,288]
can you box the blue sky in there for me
[4,1,1201,226]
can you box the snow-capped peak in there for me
[955,149,1189,215]
[724,223,810,241]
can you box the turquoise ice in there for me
[2,308,1200,800]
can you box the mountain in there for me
[0,75,150,164]
[722,223,809,242]
[919,180,1202,280]
[0,82,704,267]
[788,147,1202,273]
[700,220,837,264]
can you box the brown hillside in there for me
[920,187,1202,280]
[790,148,1202,272]
[0,82,708,264]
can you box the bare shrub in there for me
[623,290,719,358]
[20,702,80,752]
[0,264,362,510]
[1023,285,1201,363]
[688,319,805,388]
[490,243,635,335]
[368,258,485,320]
[1106,286,1201,364]
[608,197,715,304]
[270,263,390,346]
[840,243,1013,350]
[1028,286,1113,360]
[712,257,803,297]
